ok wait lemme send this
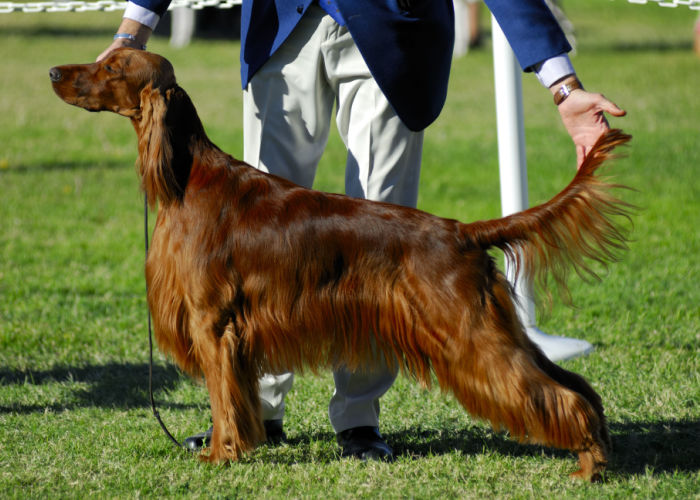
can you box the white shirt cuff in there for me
[123,2,161,30]
[533,55,576,88]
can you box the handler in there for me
[98,0,625,461]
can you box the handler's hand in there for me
[553,80,626,168]
[97,18,152,62]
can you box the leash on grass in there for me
[144,194,189,451]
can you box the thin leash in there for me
[144,194,189,450]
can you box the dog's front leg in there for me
[195,318,265,463]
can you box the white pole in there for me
[170,7,195,48]
[490,15,592,362]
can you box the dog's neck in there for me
[134,85,220,209]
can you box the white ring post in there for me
[170,6,196,48]
[490,15,593,362]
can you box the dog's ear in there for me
[136,83,179,208]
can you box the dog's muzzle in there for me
[49,67,63,83]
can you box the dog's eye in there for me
[104,64,117,74]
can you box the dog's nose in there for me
[49,67,62,83]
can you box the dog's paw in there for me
[570,448,607,482]
[198,446,234,465]
[570,468,604,483]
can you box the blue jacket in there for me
[131,0,571,131]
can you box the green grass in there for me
[1,3,699,498]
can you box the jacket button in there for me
[296,4,303,14]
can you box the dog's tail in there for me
[463,129,633,301]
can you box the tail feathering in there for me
[466,129,634,303]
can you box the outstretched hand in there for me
[557,88,626,168]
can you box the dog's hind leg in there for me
[195,317,265,463]
[434,277,608,481]
[532,347,611,451]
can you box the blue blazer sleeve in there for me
[485,0,571,71]
[130,0,171,17]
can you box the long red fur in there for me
[51,49,632,481]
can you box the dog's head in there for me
[49,48,177,118]
[51,48,196,208]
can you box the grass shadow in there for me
[3,362,698,478]
[385,421,700,476]
[255,419,700,477]
[0,362,194,413]
[608,419,700,476]
[388,420,700,476]
[386,425,571,463]
[249,425,565,466]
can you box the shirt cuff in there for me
[123,2,161,30]
[533,55,575,88]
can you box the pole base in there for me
[525,326,594,362]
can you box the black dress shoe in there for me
[263,419,287,445]
[336,426,393,461]
[184,426,212,451]
[183,419,287,451]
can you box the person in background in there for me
[98,0,625,461]
[454,0,482,57]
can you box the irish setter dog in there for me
[50,48,631,481]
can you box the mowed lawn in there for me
[1,2,698,498]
